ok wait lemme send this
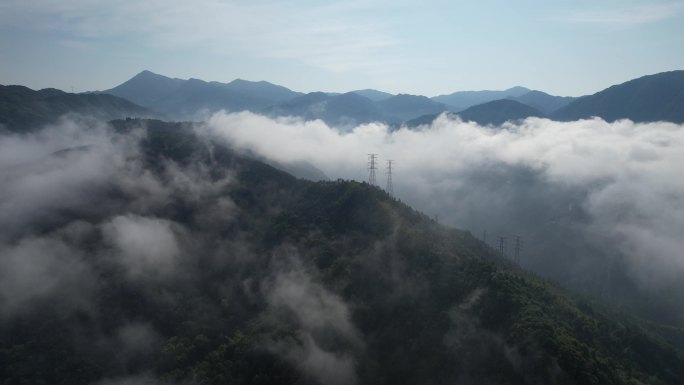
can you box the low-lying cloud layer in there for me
[207,112,684,305]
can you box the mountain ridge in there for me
[552,70,684,123]
[509,90,576,115]
[0,84,158,132]
[265,91,386,128]
[405,99,545,127]
[95,69,684,125]
[376,93,447,122]
[103,70,303,119]
[432,86,532,111]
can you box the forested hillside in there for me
[1,119,682,385]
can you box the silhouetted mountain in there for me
[432,86,530,111]
[510,90,576,115]
[267,91,385,128]
[1,118,683,385]
[96,70,684,126]
[376,94,447,122]
[458,99,545,125]
[223,78,301,103]
[0,84,156,132]
[552,71,684,123]
[269,92,444,127]
[102,70,185,107]
[405,99,544,127]
[103,70,302,119]
[351,89,394,101]
[403,112,451,128]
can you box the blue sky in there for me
[0,0,682,96]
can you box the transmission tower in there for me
[498,236,507,257]
[367,154,378,185]
[514,236,523,263]
[385,160,394,197]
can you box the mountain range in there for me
[2,69,683,132]
[103,70,302,120]
[96,69,684,126]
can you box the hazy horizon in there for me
[1,0,683,97]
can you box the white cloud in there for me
[0,236,95,315]
[265,255,361,385]
[207,111,684,291]
[102,215,181,277]
[0,0,403,74]
[0,118,142,235]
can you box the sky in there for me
[0,0,683,97]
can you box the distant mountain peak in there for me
[350,89,393,102]
[405,98,544,127]
[102,71,302,119]
[228,78,277,86]
[131,70,172,81]
[376,93,447,122]
[432,86,533,111]
[505,86,530,93]
[228,78,260,85]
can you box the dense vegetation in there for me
[0,119,682,384]
[0,85,155,132]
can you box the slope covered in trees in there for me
[0,85,155,132]
[0,118,682,385]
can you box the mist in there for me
[263,252,361,385]
[0,116,374,383]
[206,111,684,320]
[0,110,683,385]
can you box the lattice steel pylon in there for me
[386,160,394,197]
[514,235,523,263]
[368,154,378,185]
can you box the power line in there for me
[385,160,394,197]
[498,236,506,257]
[367,154,378,185]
